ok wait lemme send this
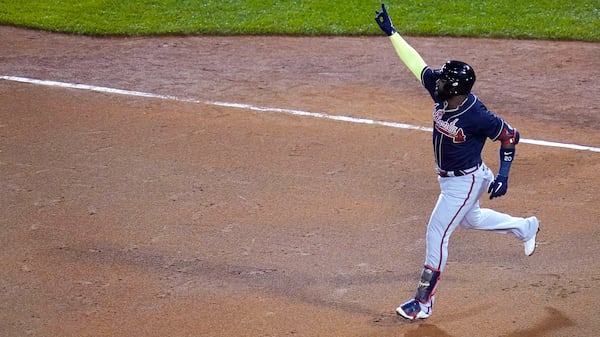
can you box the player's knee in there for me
[459,220,474,229]
[462,211,483,228]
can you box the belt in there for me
[437,164,480,177]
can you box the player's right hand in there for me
[375,3,397,36]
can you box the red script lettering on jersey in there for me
[433,109,466,143]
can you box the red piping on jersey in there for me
[437,174,476,270]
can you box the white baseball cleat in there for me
[524,216,539,256]
[396,298,432,320]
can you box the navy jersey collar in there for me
[438,94,477,116]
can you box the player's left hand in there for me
[488,175,508,199]
[375,4,397,36]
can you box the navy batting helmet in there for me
[439,60,476,95]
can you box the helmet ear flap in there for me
[443,81,458,95]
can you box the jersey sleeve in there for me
[421,67,439,100]
[478,103,505,140]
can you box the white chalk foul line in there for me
[0,75,201,103]
[207,101,433,132]
[2,75,599,153]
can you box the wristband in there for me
[498,147,515,177]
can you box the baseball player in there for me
[374,4,540,320]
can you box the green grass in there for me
[0,1,598,40]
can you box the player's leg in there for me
[462,208,537,240]
[424,174,485,271]
[461,208,539,254]
[460,164,539,254]
[396,265,439,320]
[397,174,484,319]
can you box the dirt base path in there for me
[1,26,599,337]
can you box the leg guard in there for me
[415,265,441,303]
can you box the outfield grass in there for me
[0,1,598,41]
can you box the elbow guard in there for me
[497,123,518,177]
[498,124,520,146]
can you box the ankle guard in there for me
[415,266,441,303]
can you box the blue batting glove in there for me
[375,3,397,36]
[488,175,509,199]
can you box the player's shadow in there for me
[504,307,575,337]
[404,323,453,337]
[403,306,574,337]
[64,242,575,336]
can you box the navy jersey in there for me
[421,67,505,171]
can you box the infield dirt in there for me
[1,26,599,336]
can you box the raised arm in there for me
[375,3,427,80]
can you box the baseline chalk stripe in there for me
[0,75,201,103]
[207,101,433,132]
[2,75,599,153]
